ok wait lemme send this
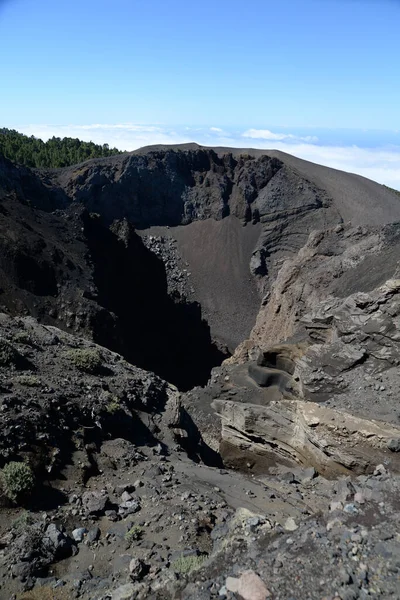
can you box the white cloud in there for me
[243,128,318,143]
[74,124,163,132]
[210,127,223,133]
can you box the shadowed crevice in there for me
[83,213,229,390]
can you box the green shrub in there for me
[125,525,143,543]
[12,331,33,346]
[66,348,102,374]
[106,398,121,414]
[11,510,35,530]
[15,375,40,387]
[170,554,206,575]
[1,461,35,503]
[0,338,21,367]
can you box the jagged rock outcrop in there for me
[209,227,400,477]
[230,221,400,360]
[47,150,284,226]
[213,397,400,477]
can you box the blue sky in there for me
[1,0,400,187]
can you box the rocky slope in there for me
[2,145,400,599]
[2,312,400,599]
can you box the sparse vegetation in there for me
[0,338,22,367]
[66,348,103,374]
[170,554,207,575]
[12,510,35,530]
[14,375,40,387]
[1,461,35,504]
[125,525,143,543]
[106,397,121,414]
[13,331,33,346]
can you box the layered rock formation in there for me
[200,223,400,480]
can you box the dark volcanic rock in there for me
[0,186,227,389]
[48,150,283,227]
[0,313,193,468]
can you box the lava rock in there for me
[82,491,110,515]
[72,527,88,542]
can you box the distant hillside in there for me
[0,127,123,168]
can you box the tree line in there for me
[0,128,123,168]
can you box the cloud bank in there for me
[243,128,318,143]
[13,123,400,190]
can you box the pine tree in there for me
[0,128,123,168]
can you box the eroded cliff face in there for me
[0,198,228,389]
[48,148,341,282]
[0,147,345,387]
[199,222,400,478]
[46,148,348,350]
[232,221,400,359]
[48,150,283,226]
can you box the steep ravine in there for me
[0,196,230,390]
[82,213,229,390]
